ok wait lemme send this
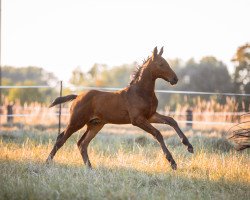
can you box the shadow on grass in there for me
[0,158,249,200]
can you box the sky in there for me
[1,0,250,82]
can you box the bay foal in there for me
[46,47,194,170]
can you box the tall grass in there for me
[0,128,249,199]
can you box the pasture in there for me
[0,124,249,200]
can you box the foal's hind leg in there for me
[77,123,104,168]
[149,112,194,153]
[46,124,84,163]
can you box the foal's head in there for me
[149,46,178,85]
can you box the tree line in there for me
[1,44,249,111]
[1,66,58,105]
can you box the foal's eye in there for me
[159,63,164,67]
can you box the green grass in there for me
[0,126,249,200]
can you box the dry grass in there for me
[0,126,249,200]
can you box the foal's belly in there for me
[92,92,131,124]
[95,108,131,124]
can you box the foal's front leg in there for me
[149,112,194,153]
[132,117,177,170]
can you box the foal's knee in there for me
[153,130,164,141]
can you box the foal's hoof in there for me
[171,162,177,170]
[45,157,52,164]
[188,146,194,153]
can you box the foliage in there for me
[8,81,43,105]
[2,66,58,105]
[2,66,57,85]
[157,57,233,109]
[70,63,134,87]
[232,43,250,91]
[69,66,86,86]
[232,44,250,111]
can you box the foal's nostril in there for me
[170,77,178,85]
[173,77,178,83]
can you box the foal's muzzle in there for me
[170,77,178,85]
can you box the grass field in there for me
[0,125,249,200]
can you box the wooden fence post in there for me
[186,109,193,128]
[58,81,62,135]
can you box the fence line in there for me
[0,84,249,128]
[71,86,250,97]
[1,85,250,96]
[0,113,237,126]
[0,113,69,117]
[0,109,246,117]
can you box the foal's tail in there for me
[49,94,77,108]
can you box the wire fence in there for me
[0,83,249,130]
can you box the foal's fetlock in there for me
[181,138,194,153]
[45,156,53,164]
[166,156,177,170]
[170,160,177,170]
[86,161,93,169]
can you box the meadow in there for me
[0,124,249,200]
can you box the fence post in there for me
[186,109,193,128]
[0,0,2,130]
[58,81,63,135]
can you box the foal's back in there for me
[70,89,131,125]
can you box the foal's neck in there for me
[134,65,156,94]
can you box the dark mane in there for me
[129,56,150,85]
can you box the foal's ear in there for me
[152,46,158,61]
[159,46,164,56]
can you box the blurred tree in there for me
[2,66,58,105]
[232,44,250,111]
[2,66,57,85]
[8,81,42,105]
[156,57,233,109]
[88,63,107,86]
[70,66,86,85]
[232,44,250,91]
[101,64,134,87]
[178,57,233,93]
[70,63,135,87]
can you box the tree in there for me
[232,44,250,111]
[88,63,108,86]
[100,64,134,87]
[177,57,233,93]
[70,67,86,85]
[8,81,43,105]
[232,44,250,91]
[155,57,233,109]
[69,63,135,87]
[2,66,57,85]
[2,66,58,105]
